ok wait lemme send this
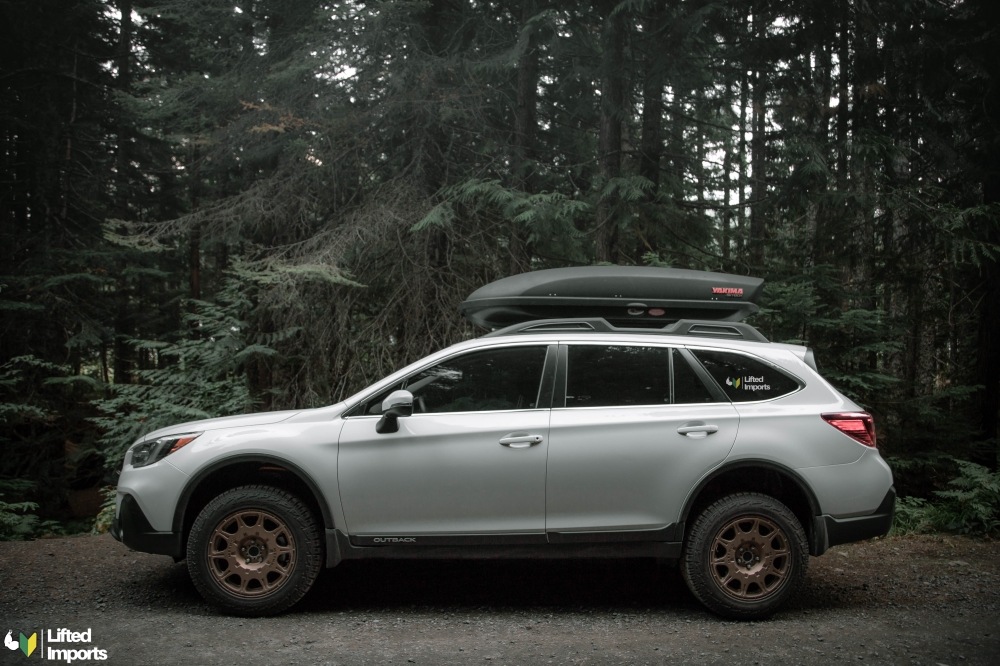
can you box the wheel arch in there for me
[681,460,822,552]
[173,455,333,550]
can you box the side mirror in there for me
[376,390,414,434]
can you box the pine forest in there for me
[1,0,998,535]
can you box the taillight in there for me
[822,412,876,447]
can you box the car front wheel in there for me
[187,485,322,616]
[681,493,808,620]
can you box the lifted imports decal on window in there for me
[726,375,772,392]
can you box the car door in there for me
[338,344,554,541]
[545,343,739,538]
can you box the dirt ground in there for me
[1,533,998,665]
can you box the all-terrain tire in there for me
[186,485,322,616]
[681,493,808,620]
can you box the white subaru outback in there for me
[112,266,895,620]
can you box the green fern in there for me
[932,461,1000,535]
[890,496,933,535]
[892,459,1000,536]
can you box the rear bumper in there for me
[111,493,184,560]
[811,487,895,555]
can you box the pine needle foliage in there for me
[93,274,267,469]
[0,479,40,541]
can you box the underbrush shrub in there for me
[0,478,39,540]
[0,479,65,540]
[891,459,1000,536]
[92,486,116,534]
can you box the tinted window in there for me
[692,349,801,402]
[354,346,548,415]
[566,345,671,407]
[672,349,717,404]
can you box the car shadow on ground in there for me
[131,555,868,618]
[299,558,701,614]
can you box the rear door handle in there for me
[677,424,719,438]
[499,433,544,448]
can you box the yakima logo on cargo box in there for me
[712,286,744,297]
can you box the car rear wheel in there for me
[187,485,322,616]
[681,493,807,620]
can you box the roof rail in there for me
[484,318,769,343]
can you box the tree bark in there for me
[595,0,626,264]
[509,0,540,273]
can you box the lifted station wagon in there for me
[112,266,895,619]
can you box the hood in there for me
[140,409,305,443]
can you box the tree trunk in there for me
[748,67,766,269]
[976,173,1000,469]
[111,2,134,384]
[595,1,626,264]
[637,4,665,190]
[510,0,540,273]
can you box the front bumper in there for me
[811,487,896,555]
[111,493,185,560]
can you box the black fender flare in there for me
[679,459,823,544]
[172,454,335,536]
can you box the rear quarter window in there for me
[692,349,802,402]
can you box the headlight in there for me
[129,433,202,468]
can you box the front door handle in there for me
[677,423,720,438]
[499,433,544,448]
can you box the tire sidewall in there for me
[187,485,322,616]
[681,493,808,620]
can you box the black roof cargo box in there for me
[461,266,764,330]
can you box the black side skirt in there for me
[325,526,683,567]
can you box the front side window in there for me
[354,345,549,415]
[406,346,548,413]
[692,349,802,402]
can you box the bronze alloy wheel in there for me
[707,514,790,601]
[206,508,297,598]
[681,493,808,620]
[187,486,322,615]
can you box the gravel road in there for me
[1,533,997,665]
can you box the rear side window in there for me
[692,349,802,402]
[564,345,717,407]
[566,345,670,407]
[672,349,716,404]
